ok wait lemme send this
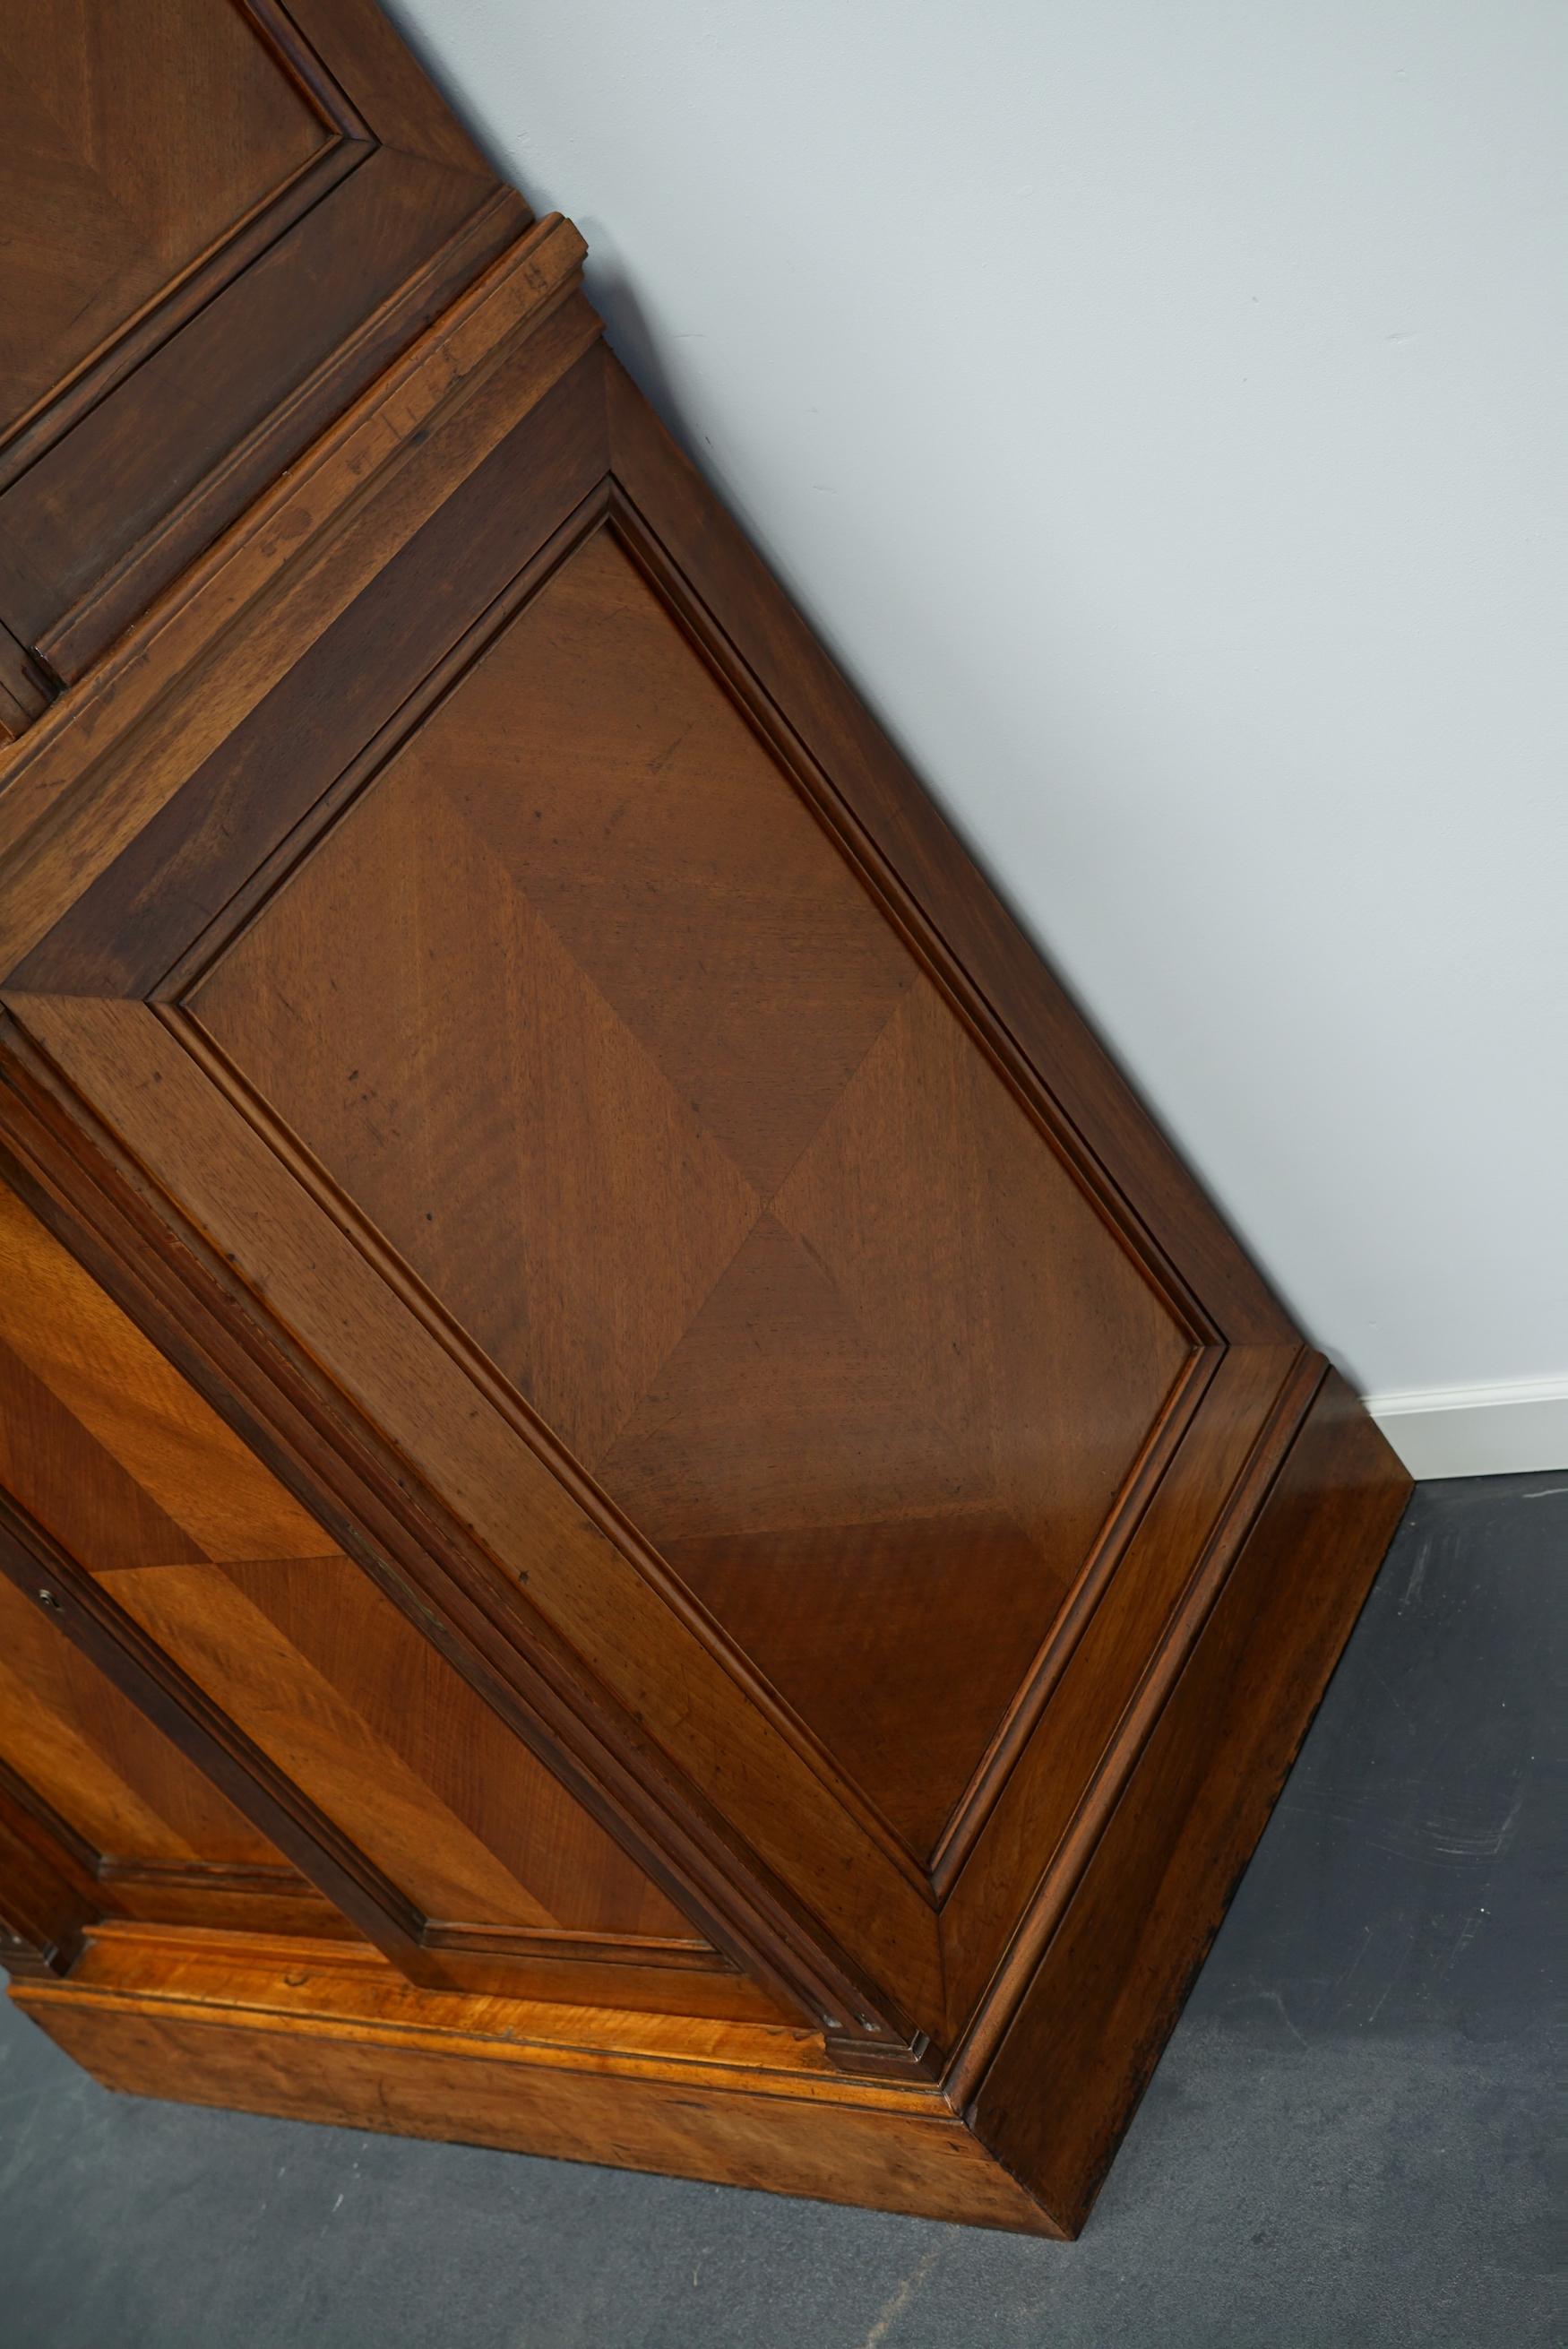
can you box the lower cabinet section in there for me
[4,1351,1411,2234]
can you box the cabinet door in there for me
[0,1181,774,2017]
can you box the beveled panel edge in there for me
[93,1856,351,1939]
[926,1342,1221,1893]
[0,1769,103,1978]
[420,1922,725,1971]
[0,1754,101,1886]
[0,625,53,744]
[151,480,617,1004]
[244,0,376,144]
[99,1860,307,1891]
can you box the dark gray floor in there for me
[0,1472,1562,2347]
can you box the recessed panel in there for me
[193,526,1195,1859]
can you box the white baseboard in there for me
[1364,1375,1568,1481]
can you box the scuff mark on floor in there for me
[1400,1529,1436,1610]
[860,2244,941,2347]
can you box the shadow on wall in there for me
[583,263,698,456]
[376,0,692,448]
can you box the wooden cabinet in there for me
[0,0,1411,2237]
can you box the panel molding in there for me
[420,1922,723,1970]
[151,479,618,1003]
[98,1857,325,1896]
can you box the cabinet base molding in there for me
[17,1928,1064,2238]
[13,1365,1409,2237]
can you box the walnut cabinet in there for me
[0,0,1411,2237]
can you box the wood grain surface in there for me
[0,0,1413,2235]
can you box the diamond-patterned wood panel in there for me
[192,525,1195,1861]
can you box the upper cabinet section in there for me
[0,0,330,446]
[0,0,529,713]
